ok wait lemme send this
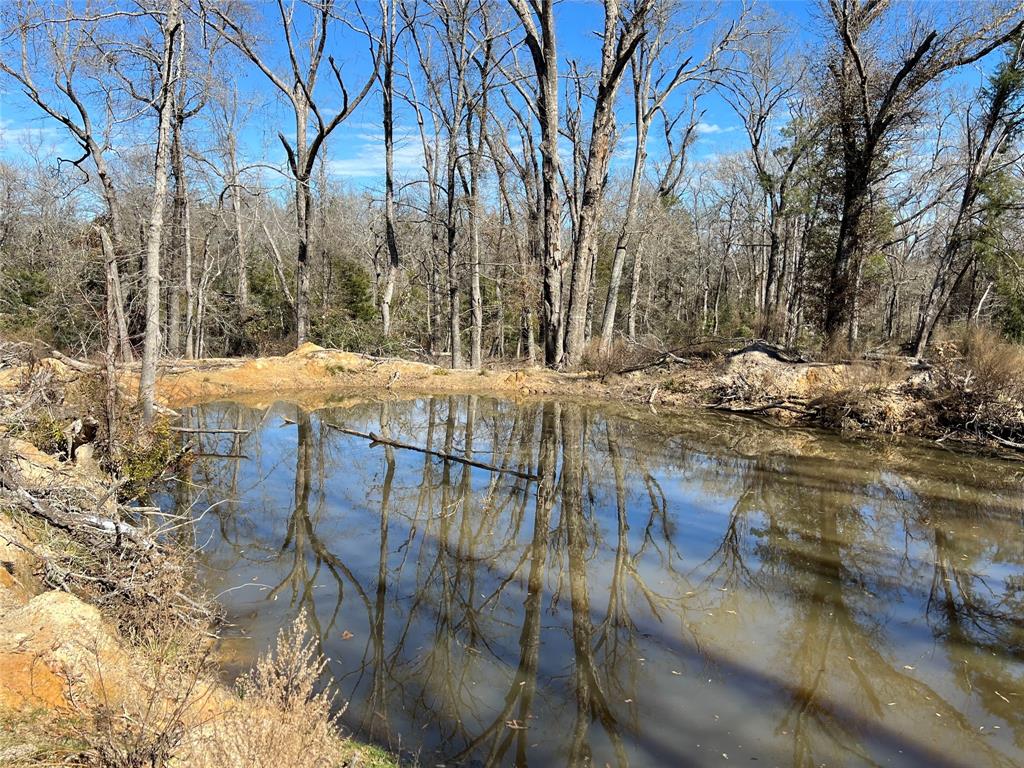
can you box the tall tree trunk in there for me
[379,3,400,337]
[183,189,195,359]
[292,101,312,345]
[229,136,248,334]
[625,233,648,341]
[446,153,463,368]
[139,0,181,424]
[98,225,119,458]
[563,106,616,366]
[167,115,187,357]
[600,119,647,350]
[823,168,869,354]
[467,110,484,368]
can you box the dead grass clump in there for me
[812,362,912,432]
[578,339,655,376]
[183,612,347,768]
[931,326,1024,443]
[955,326,1024,401]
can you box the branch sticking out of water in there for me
[324,423,540,481]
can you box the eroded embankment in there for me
[123,341,1022,456]
[0,361,397,767]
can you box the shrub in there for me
[577,339,654,376]
[312,314,406,357]
[931,325,1024,440]
[114,417,186,502]
[183,612,351,768]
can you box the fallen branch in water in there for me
[325,423,539,481]
[170,427,250,434]
[987,432,1024,451]
[710,399,813,416]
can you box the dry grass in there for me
[45,612,394,768]
[811,361,913,432]
[931,326,1024,443]
[179,612,357,768]
[67,638,214,768]
[578,339,657,376]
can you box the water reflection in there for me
[172,396,1024,767]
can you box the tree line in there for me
[2,0,1023,411]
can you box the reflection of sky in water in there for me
[161,396,1024,768]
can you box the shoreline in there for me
[131,342,1023,460]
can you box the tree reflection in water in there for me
[172,396,1024,768]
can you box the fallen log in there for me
[1,482,153,549]
[170,426,250,434]
[710,400,813,416]
[325,423,539,481]
[988,432,1024,451]
[49,350,98,373]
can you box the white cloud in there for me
[695,122,740,136]
[0,117,69,154]
[326,132,425,180]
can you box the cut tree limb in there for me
[50,350,98,373]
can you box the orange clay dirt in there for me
[133,342,695,408]
[127,342,925,433]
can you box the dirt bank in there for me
[0,437,396,766]
[110,341,1021,456]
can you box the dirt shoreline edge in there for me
[142,342,1023,459]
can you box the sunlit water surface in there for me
[163,395,1024,767]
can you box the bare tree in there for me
[600,1,741,351]
[913,34,1024,354]
[0,0,134,362]
[139,0,183,424]
[210,0,378,345]
[379,0,402,337]
[562,0,654,367]
[820,0,1024,353]
[506,0,565,366]
[721,25,819,340]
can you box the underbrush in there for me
[578,339,657,376]
[4,353,191,502]
[930,326,1024,444]
[811,361,913,433]
[56,614,369,768]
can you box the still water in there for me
[167,395,1024,767]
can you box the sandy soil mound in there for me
[718,349,850,401]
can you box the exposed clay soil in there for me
[135,342,929,434]
[3,341,1020,456]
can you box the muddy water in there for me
[167,396,1024,767]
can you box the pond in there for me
[164,395,1024,767]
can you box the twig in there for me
[987,432,1024,451]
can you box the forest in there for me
[2,0,1022,399]
[2,3,1024,766]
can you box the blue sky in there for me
[0,0,1005,198]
